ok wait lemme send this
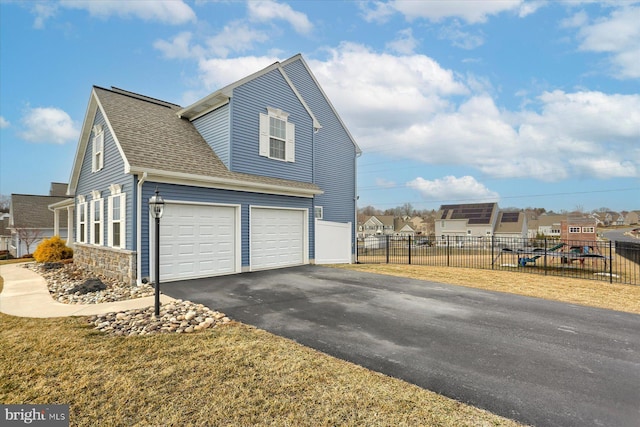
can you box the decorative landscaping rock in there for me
[68,278,107,295]
[25,262,233,336]
[26,262,155,304]
[87,299,232,337]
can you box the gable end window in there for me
[108,184,126,249]
[92,124,104,172]
[259,107,295,162]
[569,226,581,233]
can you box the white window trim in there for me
[582,226,595,233]
[92,124,104,172]
[568,226,581,233]
[259,107,295,162]
[314,206,323,220]
[77,196,87,244]
[108,184,126,249]
[91,191,103,246]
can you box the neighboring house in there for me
[0,213,10,252]
[494,211,528,241]
[9,184,71,257]
[393,218,415,236]
[560,216,597,242]
[601,211,624,226]
[408,216,432,235]
[64,54,360,285]
[360,215,395,236]
[624,211,640,225]
[435,203,500,242]
[530,214,564,238]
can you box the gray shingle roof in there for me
[0,217,10,237]
[95,87,321,193]
[10,194,69,229]
[49,183,69,197]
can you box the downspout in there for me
[136,172,148,285]
[312,124,318,264]
[354,150,362,263]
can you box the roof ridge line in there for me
[102,86,181,109]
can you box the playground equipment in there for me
[493,242,609,268]
[517,243,566,266]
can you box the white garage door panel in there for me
[251,208,305,270]
[159,204,237,282]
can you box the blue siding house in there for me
[66,54,361,285]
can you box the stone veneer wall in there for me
[74,244,137,285]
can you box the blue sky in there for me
[1,0,638,213]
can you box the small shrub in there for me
[33,236,73,263]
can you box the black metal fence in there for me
[356,235,640,285]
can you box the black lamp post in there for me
[149,189,165,317]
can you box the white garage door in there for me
[159,203,237,282]
[251,207,306,270]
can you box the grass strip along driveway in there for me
[2,263,639,425]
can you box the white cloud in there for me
[390,0,525,24]
[438,20,485,49]
[19,107,79,144]
[360,1,396,23]
[58,0,196,25]
[205,22,270,58]
[0,117,10,129]
[302,45,639,182]
[560,10,588,29]
[247,0,313,34]
[197,55,279,90]
[407,176,499,203]
[375,178,397,189]
[386,28,419,55]
[154,32,204,59]
[575,6,640,79]
[155,22,269,61]
[31,2,58,29]
[308,43,468,131]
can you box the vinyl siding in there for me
[140,182,314,279]
[75,109,135,250]
[229,69,314,183]
[282,59,358,235]
[193,104,231,168]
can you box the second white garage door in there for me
[251,207,306,270]
[159,203,238,282]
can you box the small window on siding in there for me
[91,192,103,245]
[77,197,87,244]
[108,185,126,249]
[314,206,323,219]
[259,107,295,162]
[92,125,104,172]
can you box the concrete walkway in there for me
[0,262,174,318]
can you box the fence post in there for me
[408,235,412,265]
[447,235,450,267]
[386,234,390,264]
[609,240,613,284]
[544,238,548,275]
[491,235,495,270]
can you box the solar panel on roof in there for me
[501,212,520,223]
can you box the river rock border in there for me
[88,300,231,337]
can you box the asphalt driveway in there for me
[163,265,640,427]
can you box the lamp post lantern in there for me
[149,189,165,317]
